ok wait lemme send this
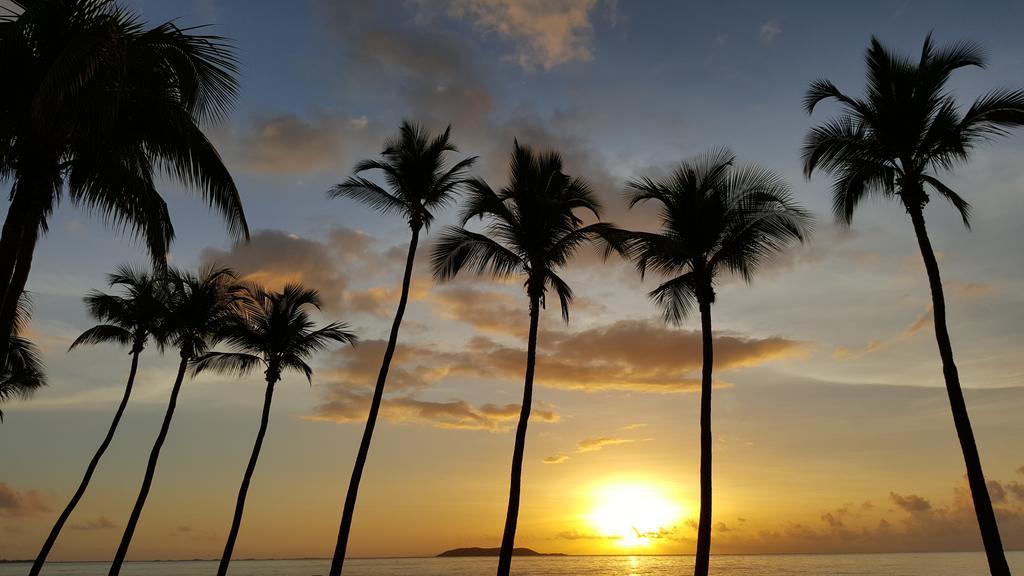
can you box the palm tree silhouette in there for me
[326,121,475,576]
[431,141,623,576]
[192,283,357,576]
[0,295,45,420]
[30,265,169,576]
[624,149,809,576]
[0,0,249,371]
[108,266,241,576]
[803,35,1024,576]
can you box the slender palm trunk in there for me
[108,355,190,576]
[329,226,420,576]
[908,207,1010,575]
[495,294,541,576]
[693,300,714,576]
[217,375,277,576]
[0,223,38,370]
[29,349,143,576]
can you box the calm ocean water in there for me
[6,552,1024,576]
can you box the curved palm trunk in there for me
[495,294,541,576]
[0,191,33,313]
[908,208,1010,576]
[0,224,38,370]
[693,300,714,576]
[108,355,190,576]
[217,376,277,576]
[29,349,143,576]
[329,226,420,576]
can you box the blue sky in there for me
[3,0,1024,561]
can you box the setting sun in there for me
[587,483,687,547]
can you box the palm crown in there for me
[193,283,357,383]
[0,296,44,418]
[328,121,477,230]
[69,264,170,355]
[626,148,811,323]
[431,140,622,321]
[803,34,1024,225]
[0,0,248,258]
[163,266,242,360]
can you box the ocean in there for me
[7,552,1024,576]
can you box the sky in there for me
[3,0,1024,562]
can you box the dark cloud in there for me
[542,453,569,464]
[217,113,382,174]
[200,228,417,317]
[889,492,932,513]
[0,483,49,518]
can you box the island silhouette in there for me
[437,547,566,558]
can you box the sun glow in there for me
[587,483,686,547]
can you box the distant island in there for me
[437,547,566,557]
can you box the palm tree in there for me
[29,265,169,576]
[431,141,623,576]
[624,149,809,576]
[0,0,249,371]
[108,266,241,576]
[802,35,1024,576]
[326,121,475,576]
[0,295,45,420]
[192,283,357,576]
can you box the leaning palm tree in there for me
[431,141,623,576]
[0,295,45,420]
[0,0,249,370]
[29,265,169,576]
[193,283,357,576]
[108,266,241,576]
[803,35,1024,575]
[624,149,809,576]
[326,121,475,576]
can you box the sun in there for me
[586,483,686,548]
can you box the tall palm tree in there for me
[0,295,45,420]
[0,0,249,370]
[803,35,1024,576]
[431,141,623,576]
[108,266,241,576]
[326,121,475,576]
[29,265,169,576]
[193,283,357,576]
[624,149,809,576]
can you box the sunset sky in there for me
[3,0,1024,562]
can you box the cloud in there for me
[833,306,932,360]
[621,423,647,431]
[759,19,782,44]
[69,516,117,531]
[890,492,932,513]
[436,0,612,70]
[200,228,414,317]
[543,454,569,464]
[429,286,527,336]
[310,387,557,431]
[0,483,49,518]
[219,113,380,174]
[575,436,634,453]
[945,281,995,297]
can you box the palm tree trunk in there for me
[907,207,1010,575]
[0,191,33,313]
[693,299,714,576]
[108,355,189,576]
[29,349,143,576]
[329,226,420,576]
[0,223,38,370]
[216,375,277,576]
[495,293,541,576]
